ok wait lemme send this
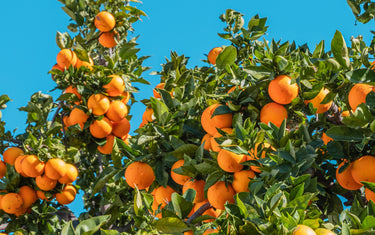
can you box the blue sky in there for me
[0,0,373,216]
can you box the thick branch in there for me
[186,202,211,224]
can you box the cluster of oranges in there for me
[53,49,94,72]
[95,11,118,48]
[0,147,78,216]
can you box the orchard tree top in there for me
[0,0,375,235]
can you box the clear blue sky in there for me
[0,0,373,216]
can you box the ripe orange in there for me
[36,191,53,201]
[336,160,362,190]
[207,181,235,210]
[75,57,94,70]
[304,88,332,114]
[268,75,299,105]
[201,133,212,151]
[56,49,77,69]
[365,187,375,202]
[64,85,82,101]
[21,155,45,177]
[3,147,24,166]
[97,134,115,155]
[58,164,78,184]
[170,160,192,185]
[232,170,256,193]
[321,132,333,145]
[247,142,274,173]
[1,193,23,214]
[106,100,128,122]
[182,179,205,203]
[52,63,64,72]
[36,174,57,191]
[201,103,233,136]
[260,102,288,127]
[87,93,110,116]
[351,155,375,184]
[56,184,77,205]
[348,83,375,111]
[45,158,67,180]
[69,108,89,130]
[94,11,116,32]
[14,155,27,177]
[142,108,154,123]
[18,185,37,208]
[208,47,223,65]
[121,91,130,105]
[0,161,6,178]
[217,149,246,172]
[99,31,118,48]
[90,117,113,139]
[203,228,220,235]
[292,224,316,235]
[125,162,155,190]
[153,83,165,99]
[154,185,176,206]
[341,110,350,117]
[315,228,336,235]
[210,128,233,152]
[103,75,125,97]
[112,118,131,138]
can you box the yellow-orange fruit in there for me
[3,147,24,166]
[207,181,235,210]
[106,100,128,122]
[18,185,37,208]
[90,117,113,139]
[99,31,118,48]
[75,57,94,70]
[292,224,316,235]
[97,134,115,155]
[56,185,77,205]
[64,85,82,101]
[314,228,336,235]
[217,149,246,172]
[154,185,176,206]
[94,11,116,32]
[247,142,274,173]
[1,193,23,214]
[69,108,89,130]
[260,102,288,127]
[342,110,350,117]
[201,133,212,151]
[56,49,77,69]
[210,128,233,152]
[268,75,299,105]
[304,88,332,114]
[87,93,110,116]
[365,187,375,202]
[103,75,125,97]
[232,170,256,193]
[336,161,362,190]
[121,91,130,105]
[125,162,155,190]
[203,228,220,235]
[208,47,223,65]
[112,118,131,138]
[321,132,333,145]
[58,164,78,184]
[348,83,375,111]
[170,160,192,185]
[351,155,375,184]
[52,63,64,72]
[45,158,67,180]
[36,175,57,191]
[14,155,27,176]
[201,104,233,136]
[153,83,165,99]
[36,191,53,201]
[0,161,6,178]
[21,155,45,178]
[142,108,154,123]
[182,179,205,203]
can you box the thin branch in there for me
[186,202,211,224]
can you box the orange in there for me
[106,100,128,122]
[336,160,362,190]
[247,142,274,173]
[192,199,221,222]
[90,117,113,139]
[36,191,53,201]
[321,132,333,145]
[103,75,125,97]
[3,147,24,166]
[45,158,67,180]
[348,83,375,111]
[56,184,77,205]
[18,185,37,208]
[210,128,233,152]
[232,170,256,193]
[341,110,350,117]
[201,133,212,151]
[142,108,154,123]
[99,31,118,48]
[87,93,110,116]
[97,134,115,155]
[58,164,78,184]
[21,155,45,177]
[351,155,375,184]
[365,187,375,202]
[125,162,155,190]
[153,83,165,99]
[1,193,23,214]
[94,11,116,32]
[75,57,94,70]
[112,118,131,138]
[260,102,288,127]
[292,225,316,235]
[0,161,6,178]
[64,85,82,101]
[315,228,336,235]
[304,88,332,114]
[268,75,299,105]
[69,108,89,130]
[52,63,64,72]
[14,155,27,177]
[201,104,233,136]
[208,47,223,65]
[203,228,220,235]
[56,49,77,69]
[184,231,193,235]
[170,160,192,185]
[154,185,176,206]
[121,91,130,105]
[207,181,235,210]
[182,179,205,203]
[36,174,57,191]
[151,196,163,218]
[217,149,246,172]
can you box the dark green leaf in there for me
[216,46,237,69]
[153,217,189,233]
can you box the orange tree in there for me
[0,0,375,234]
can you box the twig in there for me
[186,202,211,224]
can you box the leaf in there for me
[119,42,140,60]
[150,97,170,126]
[312,40,325,58]
[171,192,194,219]
[172,144,198,159]
[239,221,262,235]
[75,215,111,235]
[56,31,72,50]
[91,167,119,197]
[153,217,189,233]
[216,46,237,69]
[331,30,350,69]
[61,221,77,235]
[326,126,364,142]
[362,216,375,229]
[346,69,375,83]
[362,181,375,193]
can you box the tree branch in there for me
[186,202,211,224]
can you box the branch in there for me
[325,102,343,125]
[186,202,211,224]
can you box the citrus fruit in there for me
[125,162,155,190]
[268,75,299,105]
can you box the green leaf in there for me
[171,192,194,219]
[347,69,375,83]
[61,221,77,235]
[362,216,375,229]
[119,42,140,60]
[362,181,375,193]
[153,217,189,233]
[75,215,111,235]
[150,97,170,126]
[172,144,198,159]
[55,31,72,50]
[91,167,119,197]
[326,126,364,142]
[216,46,237,69]
[331,30,350,69]
[312,40,325,58]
